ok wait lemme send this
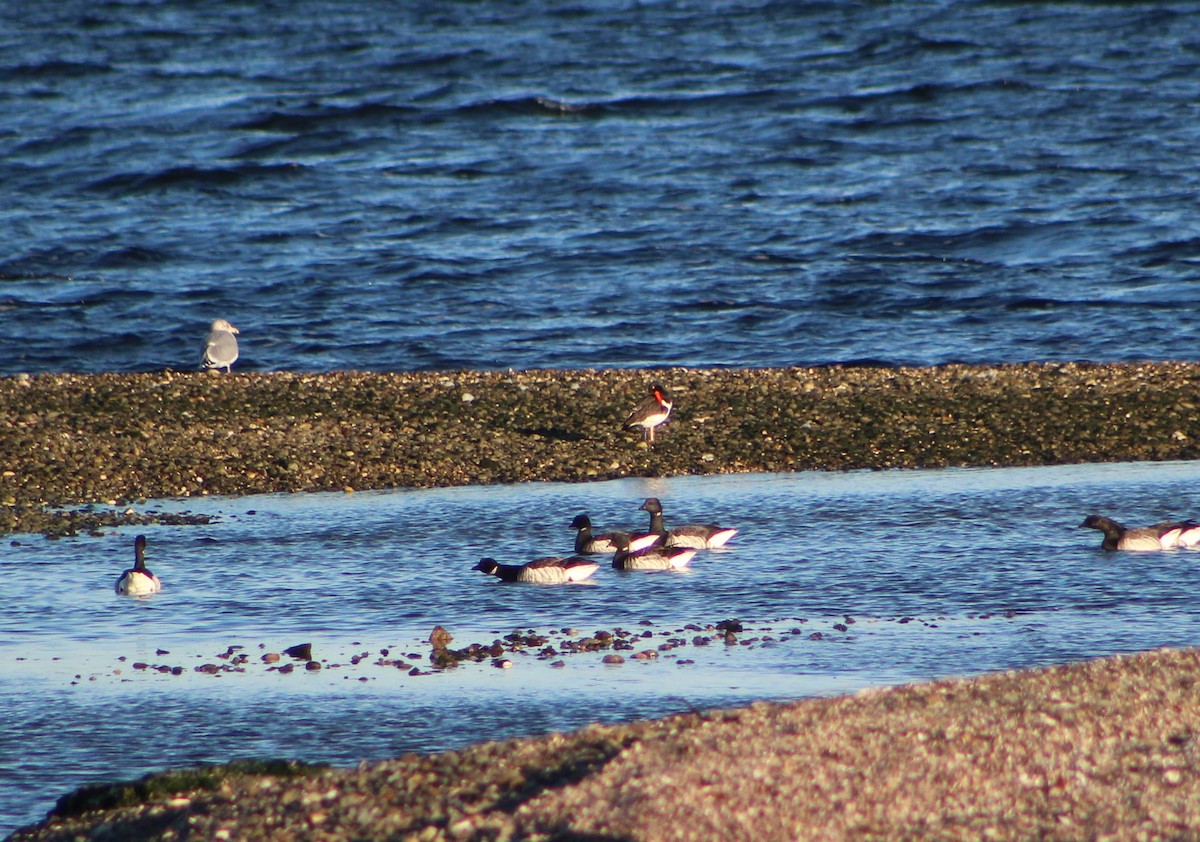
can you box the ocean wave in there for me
[0,59,111,80]
[86,163,308,195]
[3,0,1200,376]
[234,102,420,133]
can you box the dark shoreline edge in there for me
[4,361,1200,536]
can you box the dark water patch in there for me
[66,331,147,355]
[447,89,781,122]
[229,131,352,161]
[86,163,309,196]
[1116,237,1200,267]
[11,125,112,156]
[69,288,153,309]
[810,79,1021,116]
[451,95,610,120]
[676,298,750,314]
[0,250,97,278]
[0,266,77,284]
[837,220,1136,266]
[381,49,492,74]
[0,60,111,80]
[90,246,173,269]
[1003,297,1066,312]
[234,101,420,134]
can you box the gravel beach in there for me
[4,361,1200,536]
[10,647,1200,841]
[7,362,1200,841]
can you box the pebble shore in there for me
[7,361,1200,840]
[11,647,1200,841]
[4,361,1200,536]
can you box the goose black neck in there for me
[648,510,666,536]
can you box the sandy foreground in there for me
[10,648,1200,841]
[6,362,1200,840]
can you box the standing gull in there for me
[202,319,240,373]
[623,383,673,445]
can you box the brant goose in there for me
[473,556,600,584]
[115,535,162,595]
[640,497,738,549]
[610,534,696,571]
[571,513,659,555]
[1080,514,1200,551]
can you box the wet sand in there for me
[6,362,1200,840]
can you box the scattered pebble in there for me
[284,643,312,661]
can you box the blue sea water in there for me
[2,1,1200,374]
[6,2,1200,836]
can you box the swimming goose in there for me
[623,383,672,444]
[640,497,738,549]
[1159,520,1200,549]
[610,534,696,571]
[115,535,162,595]
[571,513,659,555]
[473,556,600,584]
[202,318,240,373]
[1080,514,1200,551]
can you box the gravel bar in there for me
[4,361,1200,536]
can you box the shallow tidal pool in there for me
[5,461,1200,834]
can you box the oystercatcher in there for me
[623,383,672,444]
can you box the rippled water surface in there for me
[3,1,1200,373]
[4,462,1200,833]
